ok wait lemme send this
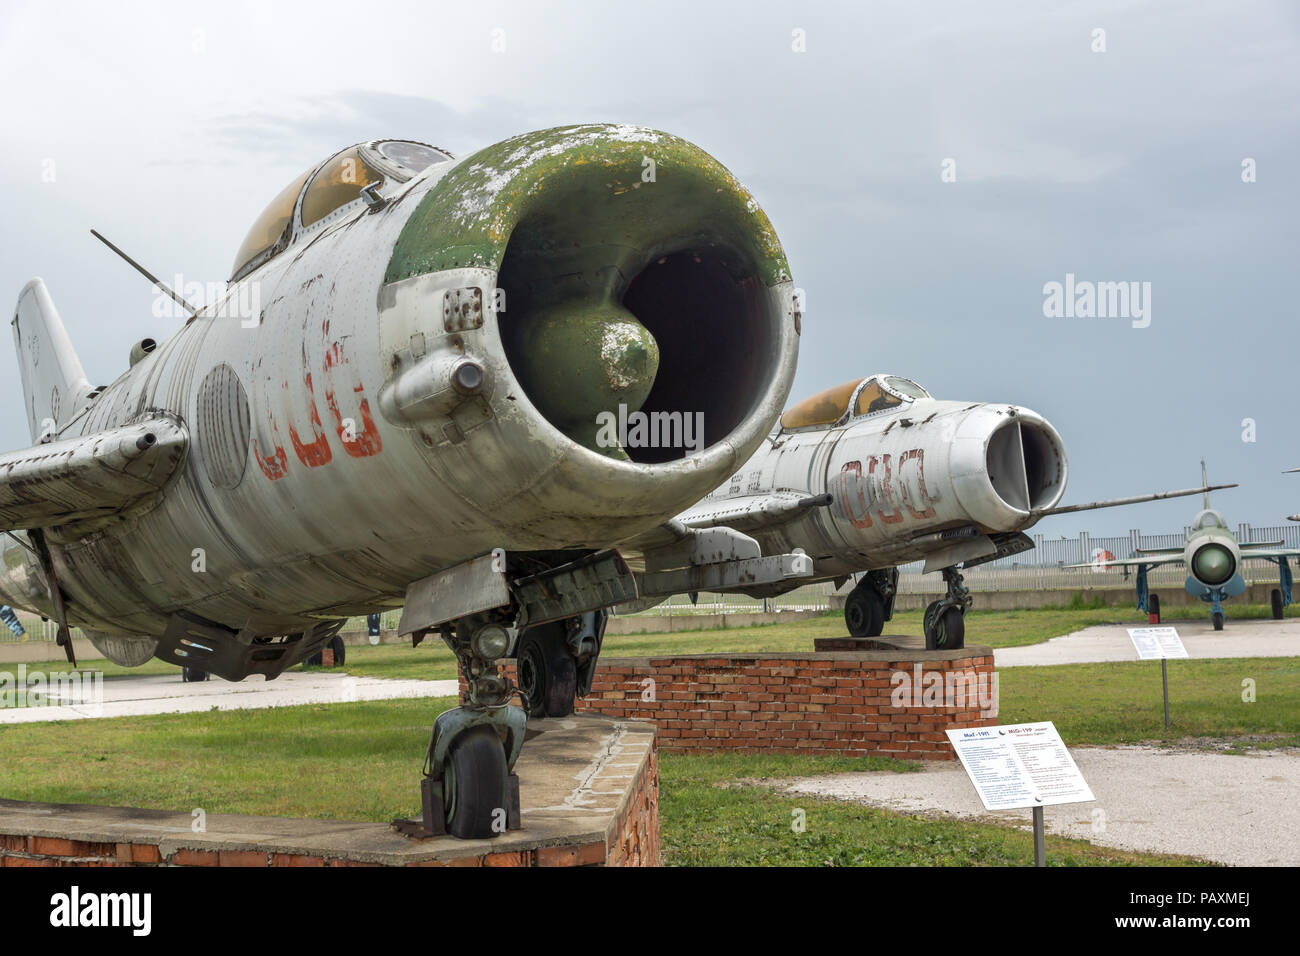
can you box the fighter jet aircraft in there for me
[1072,468,1299,629]
[0,125,811,838]
[653,374,1230,647]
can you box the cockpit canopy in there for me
[1192,509,1229,532]
[779,374,931,431]
[230,140,454,282]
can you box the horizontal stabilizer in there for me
[0,418,188,530]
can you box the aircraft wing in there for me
[1064,553,1185,571]
[1034,484,1236,517]
[0,418,188,530]
[1239,545,1300,560]
[676,491,833,535]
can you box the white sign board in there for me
[1127,626,1188,660]
[946,722,1094,812]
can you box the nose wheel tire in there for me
[181,666,209,682]
[924,601,966,650]
[1271,589,1284,620]
[844,585,885,637]
[1212,611,1225,631]
[444,724,510,840]
[516,625,578,718]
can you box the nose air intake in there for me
[386,124,795,465]
[985,414,1067,514]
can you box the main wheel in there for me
[1148,593,1161,624]
[924,603,965,650]
[1212,611,1225,631]
[444,725,509,839]
[1271,589,1284,620]
[844,586,884,637]
[330,635,346,666]
[516,625,578,718]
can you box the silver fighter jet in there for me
[664,374,1228,647]
[0,126,810,837]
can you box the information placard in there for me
[1127,626,1188,660]
[946,722,1094,811]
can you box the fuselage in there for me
[683,381,1068,580]
[0,126,800,651]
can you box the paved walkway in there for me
[783,744,1300,865]
[0,671,460,724]
[995,617,1300,667]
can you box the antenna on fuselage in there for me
[90,229,199,319]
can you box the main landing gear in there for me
[844,568,898,638]
[923,566,970,651]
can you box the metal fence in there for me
[5,523,1296,641]
[895,524,1300,595]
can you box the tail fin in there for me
[11,279,92,442]
[1201,459,1210,509]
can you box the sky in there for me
[0,0,1296,537]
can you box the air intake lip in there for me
[985,411,1067,515]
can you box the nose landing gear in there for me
[398,615,527,840]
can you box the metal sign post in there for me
[1032,806,1046,866]
[1161,658,1170,729]
[947,723,1094,868]
[1128,627,1187,731]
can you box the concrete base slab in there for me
[0,714,658,867]
[782,744,1300,866]
[0,671,461,724]
[995,616,1300,668]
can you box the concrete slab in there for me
[782,744,1300,866]
[994,616,1300,668]
[0,670,460,724]
[0,715,657,866]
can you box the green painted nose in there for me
[1193,545,1233,585]
[509,301,660,457]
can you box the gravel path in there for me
[783,744,1300,865]
[995,617,1300,667]
[0,670,460,723]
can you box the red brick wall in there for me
[473,652,997,761]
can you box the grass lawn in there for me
[0,605,1290,865]
[659,752,1209,866]
[604,604,1139,654]
[998,656,1300,749]
[0,701,1209,866]
[0,697,458,822]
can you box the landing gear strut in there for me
[399,608,608,839]
[397,615,526,840]
[844,568,897,638]
[924,566,970,650]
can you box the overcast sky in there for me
[1,0,1296,536]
